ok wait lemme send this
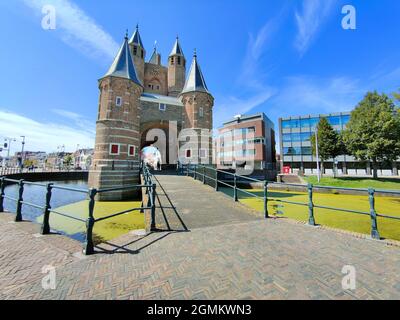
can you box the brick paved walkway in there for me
[1,175,400,300]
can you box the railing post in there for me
[41,183,53,235]
[308,183,316,226]
[215,169,219,191]
[369,188,380,240]
[194,164,197,180]
[202,166,205,184]
[151,183,157,231]
[233,174,238,202]
[264,181,269,218]
[0,177,5,212]
[186,163,189,177]
[83,188,97,255]
[15,180,24,222]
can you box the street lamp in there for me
[4,137,16,167]
[20,136,26,170]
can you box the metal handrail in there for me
[182,163,400,240]
[0,164,158,255]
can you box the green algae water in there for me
[221,187,400,241]
[3,180,145,243]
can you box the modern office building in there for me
[216,113,277,178]
[279,112,399,176]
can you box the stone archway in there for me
[140,121,180,165]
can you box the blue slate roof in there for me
[103,35,141,85]
[181,51,210,95]
[129,25,144,48]
[170,37,184,56]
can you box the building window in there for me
[141,49,144,58]
[177,56,181,65]
[109,144,120,155]
[199,107,204,118]
[185,149,191,158]
[116,97,122,107]
[199,149,208,159]
[171,57,174,65]
[159,103,166,111]
[128,145,136,157]
[133,46,137,56]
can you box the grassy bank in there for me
[304,176,400,190]
[221,187,400,241]
[36,200,145,244]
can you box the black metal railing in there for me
[0,165,156,255]
[180,163,400,241]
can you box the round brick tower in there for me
[89,33,143,200]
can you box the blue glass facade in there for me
[280,113,350,157]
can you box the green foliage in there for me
[63,154,74,167]
[342,91,400,178]
[311,117,343,162]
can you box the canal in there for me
[2,180,145,243]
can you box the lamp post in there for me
[20,136,25,170]
[4,138,16,168]
[315,127,321,183]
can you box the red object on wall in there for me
[282,166,291,174]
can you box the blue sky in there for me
[0,0,399,154]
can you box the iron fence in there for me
[0,165,156,255]
[181,163,400,241]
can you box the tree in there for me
[63,154,74,170]
[342,91,400,179]
[311,117,343,177]
[393,88,400,104]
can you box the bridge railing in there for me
[180,163,400,241]
[0,166,156,255]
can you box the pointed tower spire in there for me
[170,36,184,56]
[103,34,141,85]
[129,24,144,48]
[181,50,209,95]
[149,42,161,65]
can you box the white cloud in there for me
[294,0,336,56]
[0,109,95,154]
[270,75,364,116]
[22,0,119,62]
[214,89,275,128]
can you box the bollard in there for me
[150,183,157,231]
[83,188,97,255]
[263,181,269,218]
[41,183,53,235]
[0,177,5,212]
[15,180,24,222]
[308,184,316,226]
[215,169,219,191]
[233,174,238,202]
[369,188,380,240]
